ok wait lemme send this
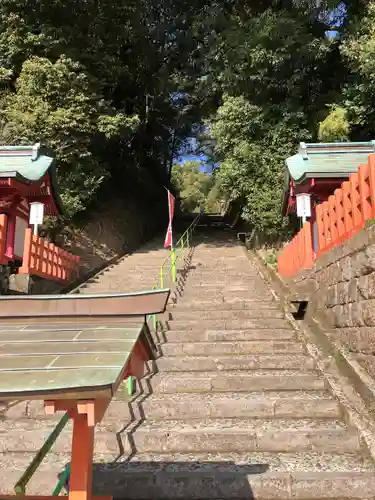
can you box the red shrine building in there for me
[0,143,78,292]
[282,141,375,251]
[0,143,63,261]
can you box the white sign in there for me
[29,202,45,234]
[296,193,311,220]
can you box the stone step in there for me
[189,276,267,284]
[172,300,279,310]
[1,449,375,498]
[0,418,359,458]
[152,370,325,393]
[181,284,270,292]
[154,328,296,343]
[160,341,304,357]
[86,453,375,499]
[163,318,291,330]
[125,418,360,454]
[180,289,273,298]
[177,295,277,304]
[165,309,285,320]
[141,391,341,420]
[156,354,316,372]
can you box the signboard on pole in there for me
[29,202,45,236]
[164,190,175,248]
[296,193,311,222]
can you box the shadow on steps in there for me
[90,459,267,499]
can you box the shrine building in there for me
[0,143,63,262]
[282,141,375,250]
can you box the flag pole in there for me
[164,188,176,283]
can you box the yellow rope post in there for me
[160,265,164,288]
[171,248,177,282]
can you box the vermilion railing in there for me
[278,154,375,277]
[19,228,79,282]
[277,222,314,277]
[316,154,375,255]
[0,214,8,265]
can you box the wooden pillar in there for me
[69,412,95,500]
[5,209,16,259]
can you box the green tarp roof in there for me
[286,141,375,184]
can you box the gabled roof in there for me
[0,144,53,182]
[0,144,63,214]
[285,141,375,184]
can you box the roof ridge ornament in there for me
[31,142,40,162]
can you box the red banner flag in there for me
[164,190,175,248]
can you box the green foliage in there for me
[318,107,350,142]
[208,95,310,236]
[340,2,375,137]
[0,0,218,220]
[0,55,140,217]
[172,161,221,213]
[0,0,373,235]
[199,3,342,237]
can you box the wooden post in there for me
[19,228,33,274]
[316,204,324,253]
[302,222,314,268]
[328,195,338,246]
[350,173,361,229]
[69,412,94,500]
[322,201,330,250]
[359,163,371,223]
[5,210,16,259]
[342,181,353,236]
[335,188,345,243]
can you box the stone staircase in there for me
[1,225,375,499]
[76,235,171,294]
[108,228,375,499]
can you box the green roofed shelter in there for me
[0,143,63,216]
[283,141,375,216]
[0,143,63,260]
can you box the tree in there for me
[200,1,340,236]
[172,161,220,212]
[318,106,350,142]
[0,0,219,220]
[0,55,139,217]
[340,2,375,139]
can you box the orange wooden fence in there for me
[278,154,375,277]
[277,222,315,277]
[0,214,8,265]
[19,228,80,282]
[316,154,375,255]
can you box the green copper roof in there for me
[286,141,375,184]
[0,144,53,182]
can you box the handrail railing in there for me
[159,213,201,288]
[14,412,69,495]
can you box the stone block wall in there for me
[291,225,375,375]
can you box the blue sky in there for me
[177,153,213,173]
[176,137,214,173]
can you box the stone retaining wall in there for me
[291,224,375,378]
